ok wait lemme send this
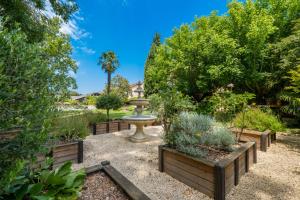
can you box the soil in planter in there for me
[80,172,129,200]
[180,143,241,162]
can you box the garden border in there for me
[230,128,275,152]
[92,120,131,135]
[83,161,151,200]
[158,142,257,200]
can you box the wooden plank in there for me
[164,162,214,190]
[53,149,77,158]
[163,148,215,169]
[158,145,164,172]
[214,165,225,200]
[164,153,214,182]
[225,174,235,194]
[164,164,214,197]
[234,158,239,185]
[101,161,151,200]
[53,143,78,153]
[53,153,78,164]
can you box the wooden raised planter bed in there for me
[83,161,151,200]
[158,142,257,200]
[36,140,83,169]
[0,129,84,168]
[92,120,131,135]
[230,128,275,152]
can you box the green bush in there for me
[83,111,106,125]
[148,90,195,136]
[201,126,235,150]
[232,107,285,132]
[207,88,255,122]
[52,115,89,141]
[169,112,235,159]
[96,94,123,120]
[2,160,85,200]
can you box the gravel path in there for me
[80,172,129,200]
[74,126,300,200]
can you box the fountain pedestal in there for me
[122,81,156,143]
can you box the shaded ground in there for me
[74,127,300,200]
[80,171,129,200]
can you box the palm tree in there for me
[98,51,120,94]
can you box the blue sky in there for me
[70,0,228,94]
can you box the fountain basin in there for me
[129,99,149,106]
[122,115,157,142]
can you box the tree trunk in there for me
[107,109,110,122]
[107,72,111,94]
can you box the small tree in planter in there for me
[148,89,195,138]
[96,94,123,121]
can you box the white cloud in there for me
[79,47,96,55]
[60,19,90,40]
[42,0,90,40]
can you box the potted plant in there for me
[158,112,257,200]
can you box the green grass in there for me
[58,105,152,120]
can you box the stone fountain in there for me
[122,81,156,142]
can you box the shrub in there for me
[207,88,255,122]
[52,115,89,141]
[96,94,123,120]
[201,126,235,151]
[2,160,85,200]
[83,111,106,125]
[148,90,195,136]
[232,107,285,132]
[169,112,236,158]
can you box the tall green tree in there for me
[0,0,77,42]
[144,33,161,96]
[110,74,131,102]
[98,51,120,94]
[145,0,300,105]
[0,18,77,194]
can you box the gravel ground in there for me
[80,172,129,200]
[73,126,300,200]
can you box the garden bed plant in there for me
[158,112,257,200]
[231,107,285,151]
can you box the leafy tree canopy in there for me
[0,0,77,42]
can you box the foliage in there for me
[96,94,123,120]
[0,0,77,42]
[0,19,77,192]
[201,126,235,150]
[169,112,235,159]
[206,87,255,122]
[69,91,81,96]
[280,66,300,118]
[277,18,300,118]
[83,111,107,125]
[232,107,285,132]
[86,95,97,105]
[144,0,300,104]
[148,89,195,135]
[2,160,85,200]
[51,115,89,141]
[108,74,131,102]
[98,51,120,94]
[144,33,161,96]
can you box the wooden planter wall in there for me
[158,142,257,200]
[92,121,131,135]
[36,141,83,169]
[230,128,275,152]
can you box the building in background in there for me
[129,81,144,98]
